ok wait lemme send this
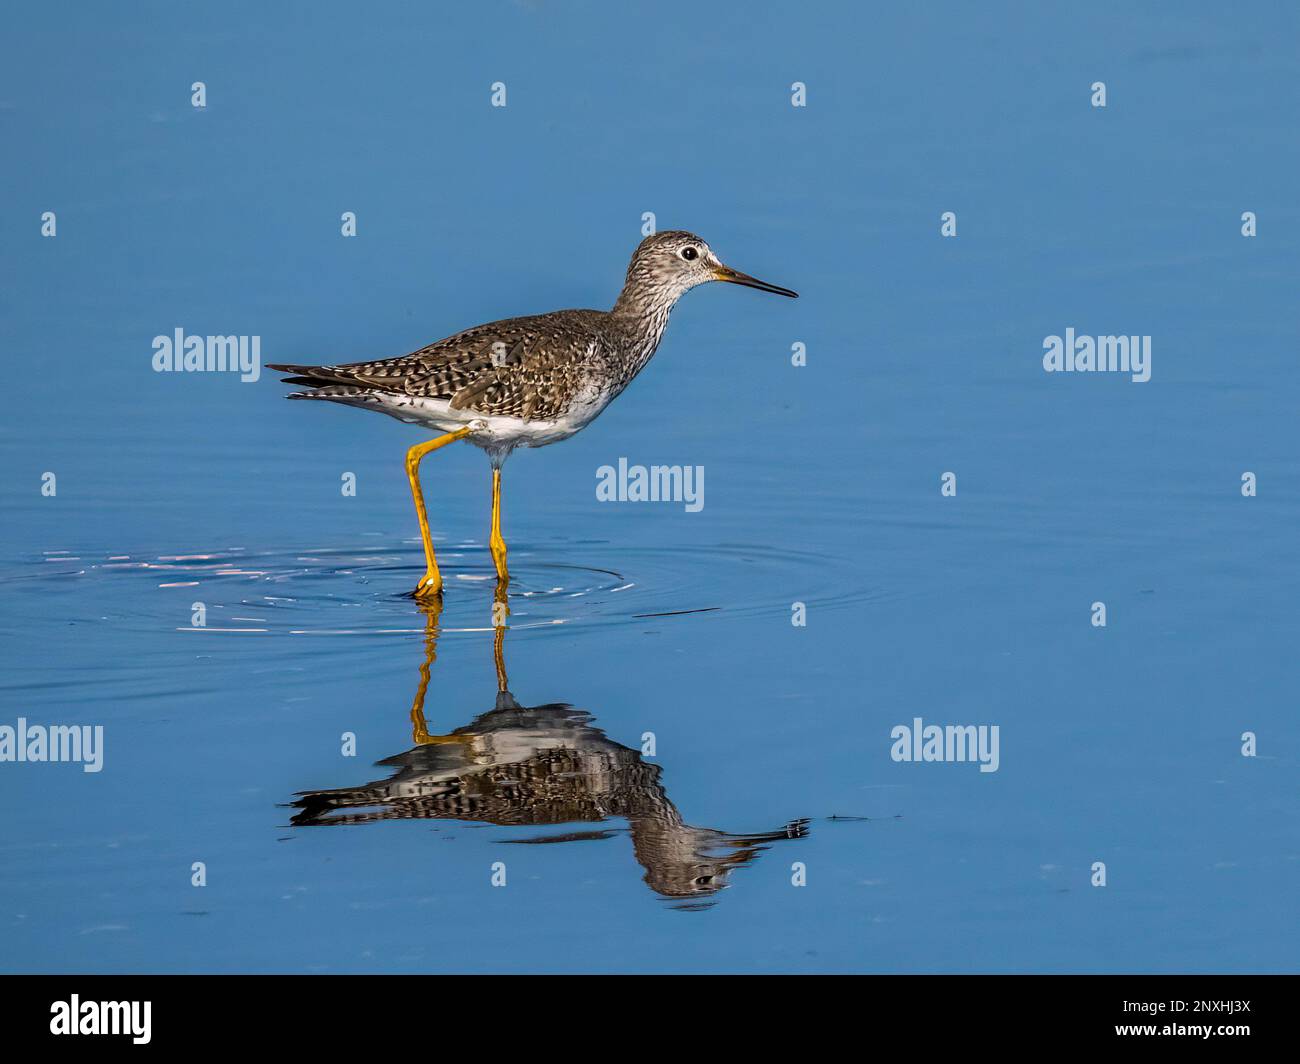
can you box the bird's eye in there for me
[680,246,699,261]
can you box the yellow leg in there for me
[489,467,509,585]
[406,428,471,598]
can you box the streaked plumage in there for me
[267,230,797,595]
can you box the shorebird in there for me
[269,230,797,598]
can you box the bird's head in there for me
[615,230,798,313]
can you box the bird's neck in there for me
[612,274,682,322]
[610,280,680,377]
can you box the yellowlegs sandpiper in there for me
[269,230,797,598]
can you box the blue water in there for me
[1,2,1297,973]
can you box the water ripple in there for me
[2,539,880,641]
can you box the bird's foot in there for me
[489,536,508,584]
[411,572,444,599]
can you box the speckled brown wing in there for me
[269,309,608,422]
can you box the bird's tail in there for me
[266,362,350,385]
[263,363,380,405]
[282,385,381,404]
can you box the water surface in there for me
[1,1,1297,973]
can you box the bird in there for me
[268,230,797,598]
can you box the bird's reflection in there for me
[290,593,807,906]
